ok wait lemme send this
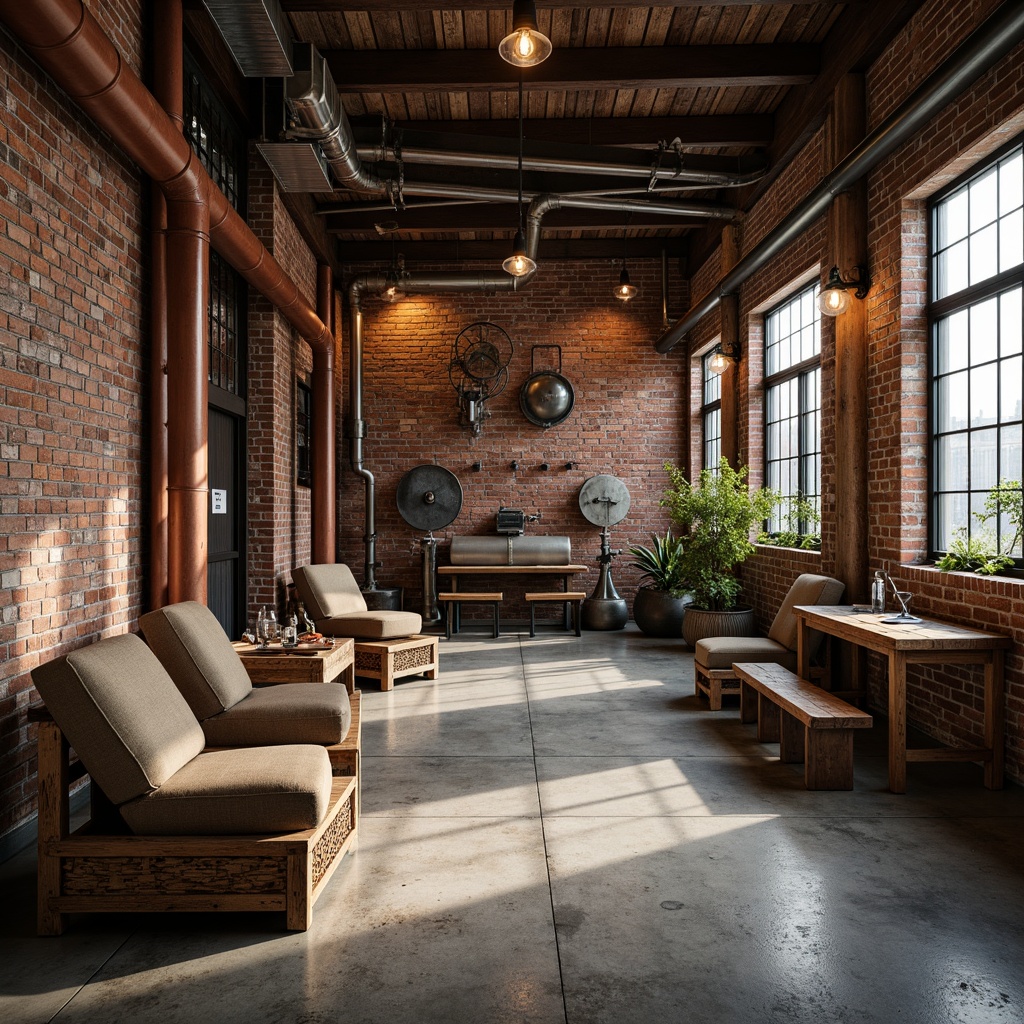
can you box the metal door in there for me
[208,404,246,638]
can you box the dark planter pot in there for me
[681,605,757,648]
[632,587,692,637]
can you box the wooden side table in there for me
[233,638,356,693]
[353,634,439,691]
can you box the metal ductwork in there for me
[654,0,1024,354]
[202,0,294,77]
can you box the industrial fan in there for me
[449,321,514,434]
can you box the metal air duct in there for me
[203,0,294,77]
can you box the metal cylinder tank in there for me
[450,535,572,566]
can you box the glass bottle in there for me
[265,607,278,642]
[871,571,886,614]
[257,606,267,646]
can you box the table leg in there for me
[562,575,570,630]
[888,650,907,794]
[796,615,811,680]
[984,649,1005,789]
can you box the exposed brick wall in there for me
[335,258,687,620]
[683,0,1024,782]
[0,13,147,839]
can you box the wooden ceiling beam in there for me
[335,237,687,264]
[285,1,862,10]
[323,45,818,92]
[324,207,706,234]
[361,115,774,149]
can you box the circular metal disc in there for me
[578,474,631,527]
[396,465,464,531]
[519,371,575,428]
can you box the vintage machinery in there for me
[519,345,575,428]
[578,474,631,630]
[449,321,513,435]
[396,464,464,624]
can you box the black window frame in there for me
[701,349,722,475]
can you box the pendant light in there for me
[498,0,552,68]
[614,226,637,301]
[503,76,536,278]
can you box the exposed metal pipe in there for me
[354,142,767,188]
[654,0,1024,353]
[0,0,342,598]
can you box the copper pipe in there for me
[0,0,340,601]
[148,0,183,610]
[314,264,336,563]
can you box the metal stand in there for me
[581,525,628,630]
[421,533,440,625]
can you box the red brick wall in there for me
[0,13,147,839]
[686,0,1024,782]
[335,258,688,620]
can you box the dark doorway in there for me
[208,397,246,638]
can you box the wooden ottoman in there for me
[353,634,439,691]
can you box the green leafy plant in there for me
[661,459,779,611]
[628,530,688,597]
[936,479,1022,576]
[757,492,820,551]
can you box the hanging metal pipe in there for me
[354,142,766,188]
[314,264,336,564]
[654,0,1024,353]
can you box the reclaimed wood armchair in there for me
[30,633,356,934]
[693,573,845,710]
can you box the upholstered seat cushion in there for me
[30,634,205,806]
[120,744,333,835]
[695,635,796,671]
[294,563,423,639]
[140,601,253,720]
[201,683,352,747]
[319,610,424,640]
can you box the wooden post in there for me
[829,75,869,602]
[720,223,741,468]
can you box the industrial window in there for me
[930,138,1024,562]
[763,282,821,537]
[296,381,312,488]
[701,349,721,474]
[183,49,247,400]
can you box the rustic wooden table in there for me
[233,637,356,693]
[793,604,1011,793]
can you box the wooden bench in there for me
[732,662,873,790]
[525,591,586,636]
[438,592,502,639]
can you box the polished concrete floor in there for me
[3,625,1024,1023]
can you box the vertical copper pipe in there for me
[165,195,210,605]
[314,264,336,563]
[148,0,183,610]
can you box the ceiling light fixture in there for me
[503,76,536,278]
[498,0,552,67]
[614,224,637,301]
[818,264,870,316]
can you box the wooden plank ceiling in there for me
[266,1,923,265]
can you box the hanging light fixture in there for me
[503,76,536,278]
[614,226,637,301]
[498,0,552,67]
[818,264,870,316]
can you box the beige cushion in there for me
[140,601,253,720]
[695,635,796,671]
[202,683,352,747]
[320,610,423,640]
[120,745,332,835]
[767,573,846,652]
[31,634,205,806]
[293,564,368,619]
[294,563,422,638]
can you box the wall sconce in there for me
[708,343,737,375]
[818,264,870,316]
[381,254,404,303]
[498,0,552,67]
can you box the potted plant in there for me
[628,530,691,637]
[661,458,779,647]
